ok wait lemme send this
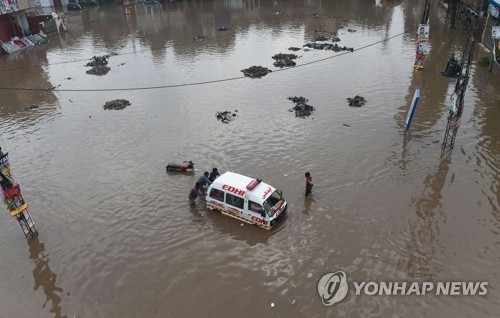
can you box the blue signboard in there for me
[405,89,420,133]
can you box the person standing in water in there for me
[305,172,313,196]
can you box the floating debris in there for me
[347,95,366,107]
[216,111,237,124]
[218,27,229,31]
[287,96,315,118]
[347,28,357,33]
[65,77,72,80]
[303,42,353,52]
[86,55,111,76]
[241,66,272,78]
[288,47,301,51]
[314,36,329,42]
[193,35,206,41]
[272,53,298,60]
[274,11,283,15]
[288,96,308,104]
[86,65,111,76]
[86,55,110,67]
[103,99,131,110]
[24,105,39,111]
[272,53,298,68]
[274,59,296,68]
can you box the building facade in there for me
[0,0,33,42]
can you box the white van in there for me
[206,172,287,230]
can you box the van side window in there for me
[210,189,225,202]
[226,193,244,209]
[249,201,263,213]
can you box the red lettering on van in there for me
[222,184,246,197]
[262,187,272,199]
[251,216,268,225]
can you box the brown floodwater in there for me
[0,0,499,317]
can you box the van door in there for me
[224,193,245,220]
[247,200,269,227]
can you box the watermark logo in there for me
[317,271,349,306]
[318,271,488,306]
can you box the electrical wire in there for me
[0,12,451,92]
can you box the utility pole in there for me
[414,0,431,70]
[421,0,431,24]
[0,152,37,240]
[441,9,480,150]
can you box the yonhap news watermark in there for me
[318,271,488,306]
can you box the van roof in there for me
[213,172,277,204]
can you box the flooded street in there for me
[0,0,499,317]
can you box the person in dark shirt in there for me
[209,168,220,182]
[305,172,313,196]
[198,171,212,193]
[189,182,203,205]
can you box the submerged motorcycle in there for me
[166,161,194,172]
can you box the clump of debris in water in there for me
[347,95,366,107]
[272,53,298,68]
[216,110,238,123]
[103,99,131,110]
[287,97,315,118]
[86,55,111,76]
[303,42,353,52]
[241,66,272,78]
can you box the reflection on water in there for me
[28,236,67,318]
[405,154,450,279]
[303,197,313,215]
[188,196,276,246]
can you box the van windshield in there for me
[263,191,284,217]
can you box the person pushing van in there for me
[189,182,203,205]
[198,171,212,186]
[198,171,212,194]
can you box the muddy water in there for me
[0,0,499,317]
